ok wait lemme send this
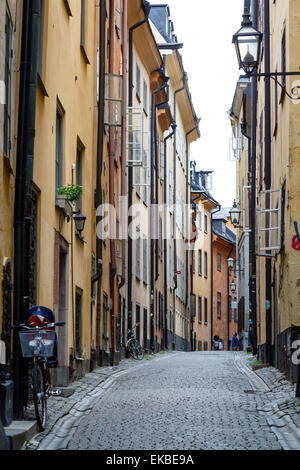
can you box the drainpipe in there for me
[127,1,151,334]
[93,0,106,362]
[108,0,117,366]
[163,122,176,349]
[264,0,272,366]
[250,0,258,357]
[118,0,128,291]
[150,81,169,351]
[13,0,39,417]
[210,205,221,349]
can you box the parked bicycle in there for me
[12,306,65,431]
[126,323,144,360]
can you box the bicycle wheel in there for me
[127,339,138,359]
[136,345,144,360]
[32,363,47,431]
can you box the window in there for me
[204,214,208,233]
[280,28,286,104]
[217,292,221,319]
[143,79,148,114]
[55,106,64,192]
[76,144,83,214]
[136,228,140,280]
[136,63,141,100]
[204,298,208,324]
[143,308,148,348]
[192,250,195,274]
[198,250,202,276]
[143,236,148,284]
[217,253,221,271]
[234,297,238,322]
[3,11,12,159]
[198,296,202,323]
[80,0,90,63]
[37,0,45,77]
[196,209,202,231]
[204,252,208,278]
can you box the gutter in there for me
[118,0,128,291]
[13,0,39,417]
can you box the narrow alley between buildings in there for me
[26,351,299,451]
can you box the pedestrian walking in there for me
[218,339,223,351]
[231,333,239,351]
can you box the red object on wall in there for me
[292,235,300,251]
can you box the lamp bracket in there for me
[246,71,300,101]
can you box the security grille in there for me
[229,124,243,161]
[132,131,150,187]
[104,74,123,127]
[257,189,282,252]
[126,107,144,167]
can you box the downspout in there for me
[13,0,39,417]
[93,0,106,361]
[264,0,272,365]
[150,81,169,351]
[250,0,258,356]
[118,0,128,291]
[163,122,176,350]
[210,204,221,349]
[127,1,151,333]
[108,0,116,366]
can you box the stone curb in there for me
[235,352,300,451]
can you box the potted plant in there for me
[56,184,83,217]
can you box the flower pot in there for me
[55,194,73,218]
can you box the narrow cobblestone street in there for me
[34,351,294,451]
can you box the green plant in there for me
[57,184,83,202]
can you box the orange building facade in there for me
[212,209,237,350]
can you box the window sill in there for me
[63,0,73,16]
[37,74,49,97]
[80,45,90,65]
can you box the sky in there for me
[149,0,245,208]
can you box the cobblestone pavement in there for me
[25,351,300,451]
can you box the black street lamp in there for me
[73,211,86,234]
[230,279,237,294]
[229,200,241,227]
[232,7,262,76]
[233,2,300,99]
